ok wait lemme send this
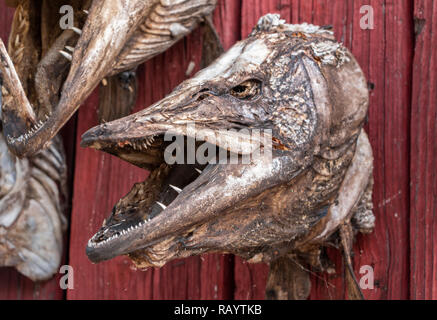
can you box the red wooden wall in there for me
[0,0,435,300]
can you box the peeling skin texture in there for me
[0,0,217,157]
[0,0,68,281]
[82,13,375,291]
[0,133,67,281]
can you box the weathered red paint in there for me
[0,0,433,300]
[410,0,437,300]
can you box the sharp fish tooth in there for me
[169,184,182,193]
[156,202,167,210]
[71,27,82,35]
[59,50,72,61]
[83,9,89,14]
[65,45,75,53]
[195,168,202,174]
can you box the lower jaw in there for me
[87,140,248,261]
[87,162,207,257]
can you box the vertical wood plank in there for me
[67,1,238,300]
[410,0,437,300]
[359,0,412,300]
[212,0,242,50]
[237,0,413,300]
[236,0,293,300]
[241,0,293,38]
[234,258,269,299]
[308,0,352,300]
[309,0,413,300]
[0,3,14,39]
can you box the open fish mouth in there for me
[82,127,277,267]
[80,13,372,272]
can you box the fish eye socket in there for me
[230,79,262,100]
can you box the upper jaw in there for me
[2,0,149,157]
[81,88,272,168]
[46,0,150,143]
[61,0,149,102]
